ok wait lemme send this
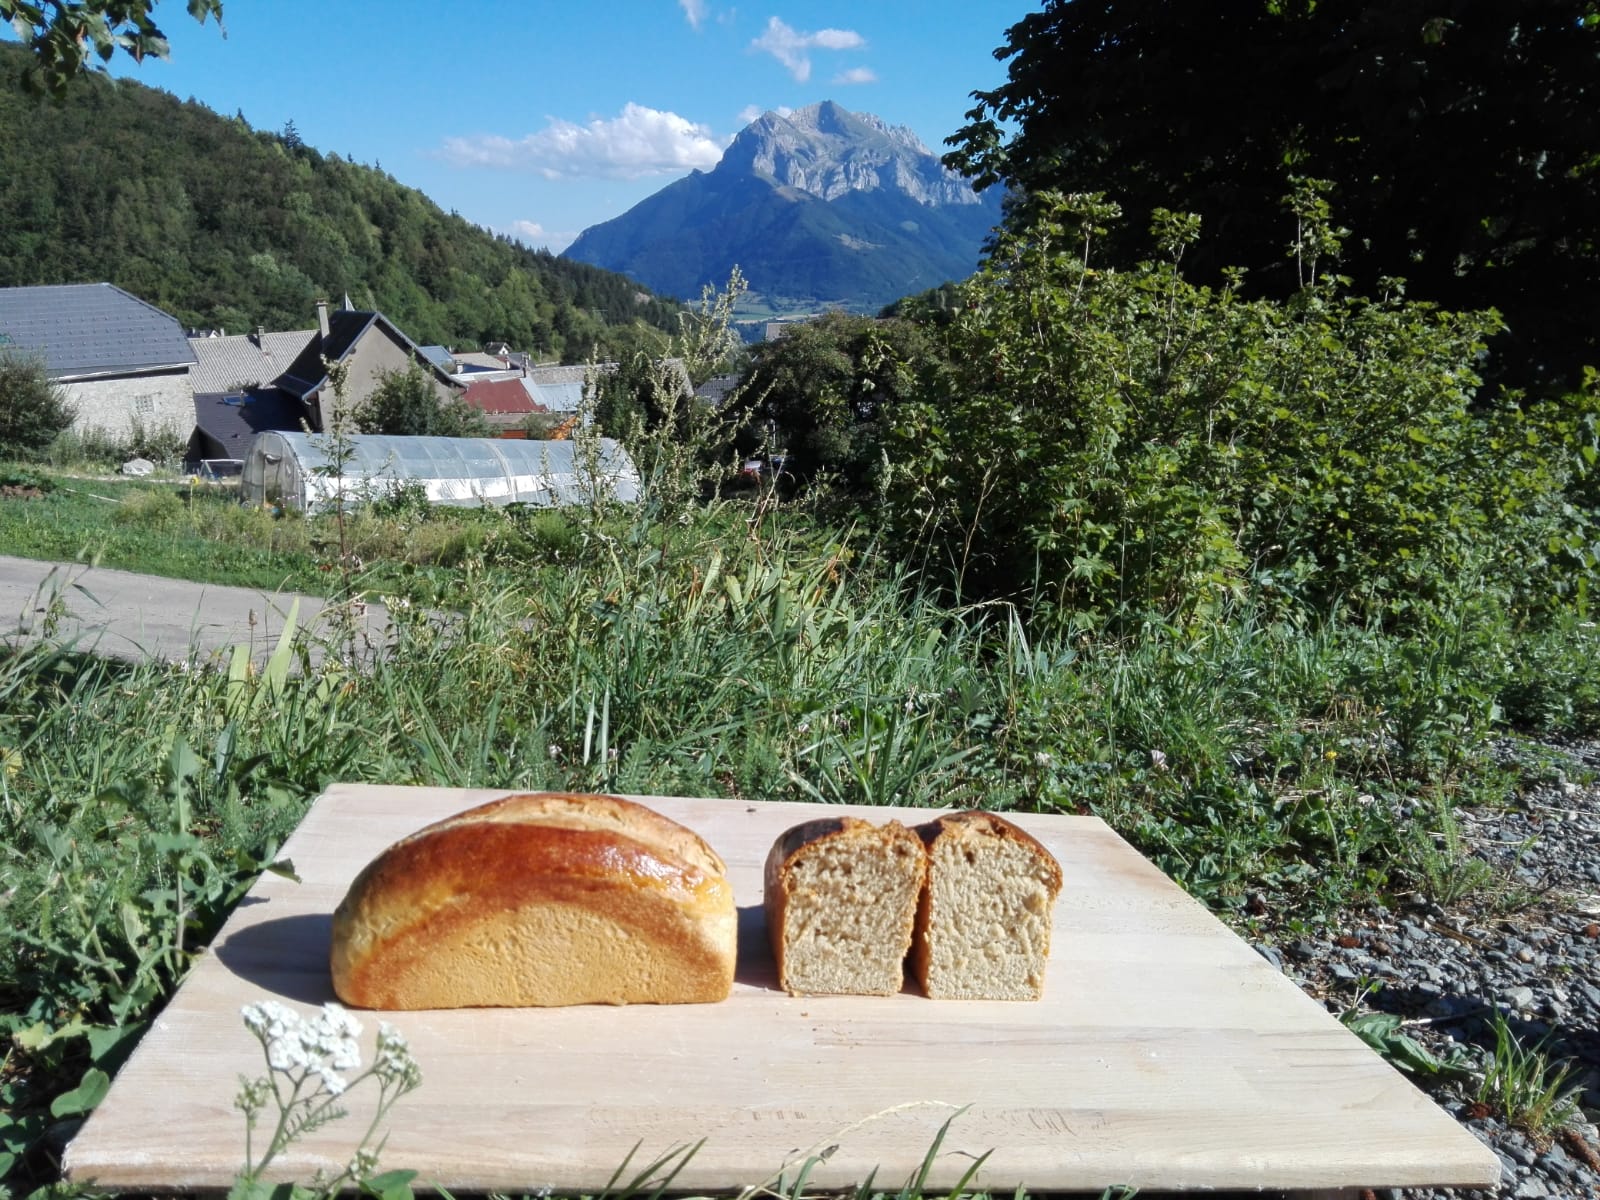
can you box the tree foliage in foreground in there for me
[944,0,1600,394]
[1,0,222,96]
[732,311,948,491]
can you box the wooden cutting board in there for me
[65,785,1501,1195]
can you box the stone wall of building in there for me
[62,369,193,447]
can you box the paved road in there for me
[0,555,389,668]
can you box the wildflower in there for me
[234,1075,272,1117]
[1033,751,1054,768]
[1149,749,1168,771]
[242,1001,363,1092]
[375,1022,423,1092]
[236,999,420,1192]
[548,743,563,761]
[1324,749,1338,761]
[242,1000,300,1043]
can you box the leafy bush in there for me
[44,424,131,469]
[882,192,1598,632]
[125,417,190,467]
[731,311,949,491]
[355,365,491,438]
[112,486,185,528]
[0,352,74,460]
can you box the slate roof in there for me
[278,310,453,400]
[453,350,507,370]
[525,363,609,413]
[192,388,307,457]
[0,283,196,378]
[462,377,541,416]
[694,372,742,408]
[188,329,316,394]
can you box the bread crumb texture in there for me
[914,811,1063,1000]
[330,793,736,1008]
[765,818,926,996]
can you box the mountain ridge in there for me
[563,100,1000,315]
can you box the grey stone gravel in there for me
[1247,736,1600,1200]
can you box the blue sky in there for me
[94,0,1026,253]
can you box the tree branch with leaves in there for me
[3,0,223,96]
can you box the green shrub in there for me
[45,424,131,468]
[507,507,582,562]
[882,191,1598,636]
[112,486,185,528]
[0,352,74,459]
[0,463,53,492]
[355,365,490,438]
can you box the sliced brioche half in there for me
[330,792,736,1009]
[912,810,1063,1000]
[764,816,927,996]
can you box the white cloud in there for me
[832,66,878,86]
[750,16,865,83]
[508,221,580,253]
[679,0,708,29]
[437,103,725,180]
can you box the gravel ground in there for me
[1249,739,1600,1200]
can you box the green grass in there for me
[0,466,593,599]
[0,465,1595,1197]
[1476,1013,1584,1141]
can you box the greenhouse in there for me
[240,431,640,513]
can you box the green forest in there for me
[0,43,683,361]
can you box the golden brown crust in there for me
[330,793,735,1009]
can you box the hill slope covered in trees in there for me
[0,44,681,361]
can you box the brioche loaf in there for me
[912,810,1062,1000]
[330,792,736,1008]
[763,816,926,996]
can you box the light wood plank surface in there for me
[65,785,1501,1194]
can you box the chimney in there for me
[252,326,265,348]
[315,299,330,338]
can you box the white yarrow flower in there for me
[315,1064,349,1096]
[266,1035,308,1072]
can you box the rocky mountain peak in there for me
[719,100,982,207]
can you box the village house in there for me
[0,283,196,442]
[277,299,460,433]
[186,325,316,463]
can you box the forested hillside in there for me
[0,44,682,361]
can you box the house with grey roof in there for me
[278,300,461,432]
[0,283,197,442]
[186,326,317,462]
